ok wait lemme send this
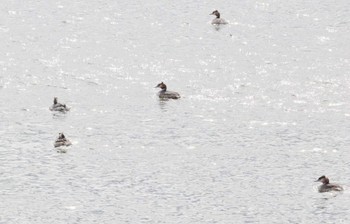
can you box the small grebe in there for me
[155,82,180,99]
[50,97,70,112]
[210,10,228,25]
[315,175,343,193]
[54,133,72,147]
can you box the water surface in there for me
[1,0,350,223]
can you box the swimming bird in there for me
[315,175,343,193]
[155,82,180,99]
[210,10,228,25]
[50,97,69,112]
[54,133,72,147]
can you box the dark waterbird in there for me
[210,10,228,25]
[155,82,180,99]
[315,175,343,193]
[50,97,70,112]
[54,133,72,148]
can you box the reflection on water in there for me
[213,25,223,31]
[56,147,69,154]
[311,192,345,222]
[158,100,169,112]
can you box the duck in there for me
[155,82,180,99]
[315,175,344,193]
[54,133,72,147]
[50,97,70,112]
[210,10,228,25]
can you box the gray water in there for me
[1,0,350,223]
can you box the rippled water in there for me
[1,0,350,223]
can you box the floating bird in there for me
[155,82,180,99]
[315,175,343,193]
[210,10,228,25]
[54,133,72,148]
[50,97,70,112]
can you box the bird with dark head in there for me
[210,10,228,25]
[50,97,70,112]
[155,82,180,99]
[315,175,343,193]
[54,132,72,148]
[210,10,221,18]
[155,82,167,91]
